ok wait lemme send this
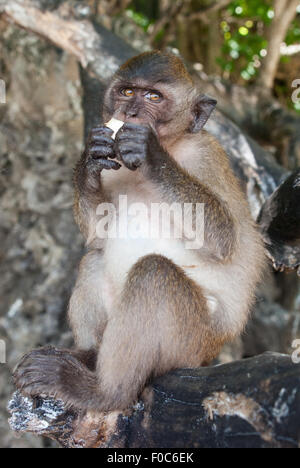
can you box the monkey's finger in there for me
[88,158,121,171]
[116,150,142,171]
[88,145,115,159]
[89,126,114,138]
[116,129,148,143]
[89,135,115,147]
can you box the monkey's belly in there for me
[100,234,250,336]
[104,237,199,282]
[101,236,221,315]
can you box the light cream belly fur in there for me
[98,167,252,336]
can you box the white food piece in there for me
[105,118,125,139]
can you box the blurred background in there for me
[0,0,300,448]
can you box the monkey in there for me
[14,51,266,412]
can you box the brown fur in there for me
[14,51,266,412]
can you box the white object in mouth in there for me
[105,118,125,139]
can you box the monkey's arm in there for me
[115,124,236,261]
[151,158,236,260]
[74,126,120,245]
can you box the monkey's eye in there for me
[145,92,162,102]
[121,88,135,98]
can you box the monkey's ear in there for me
[190,95,217,133]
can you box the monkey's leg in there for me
[14,255,220,411]
[68,250,108,351]
[13,249,108,403]
[93,254,221,412]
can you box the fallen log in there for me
[8,353,300,448]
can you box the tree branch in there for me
[186,0,232,22]
[8,353,300,448]
[257,0,299,90]
[0,0,135,81]
[148,0,186,43]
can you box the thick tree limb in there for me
[257,0,299,90]
[8,353,300,448]
[0,0,135,80]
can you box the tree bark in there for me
[257,0,299,90]
[8,353,300,448]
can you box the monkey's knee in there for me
[127,254,183,288]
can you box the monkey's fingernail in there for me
[105,118,124,139]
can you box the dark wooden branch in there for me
[8,353,300,448]
[258,169,300,274]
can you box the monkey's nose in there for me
[125,109,139,118]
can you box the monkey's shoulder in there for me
[171,131,238,187]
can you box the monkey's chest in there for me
[102,203,199,287]
[101,168,200,283]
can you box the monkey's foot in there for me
[13,346,98,410]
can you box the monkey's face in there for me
[103,78,195,141]
[102,52,217,142]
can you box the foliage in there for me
[219,0,273,81]
[126,0,300,112]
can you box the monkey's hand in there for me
[85,126,121,171]
[13,346,97,410]
[114,123,166,172]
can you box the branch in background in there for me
[148,0,186,43]
[186,0,232,23]
[97,0,132,16]
[257,0,299,90]
[0,0,135,81]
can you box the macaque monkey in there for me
[14,51,266,412]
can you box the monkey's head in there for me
[103,51,217,141]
